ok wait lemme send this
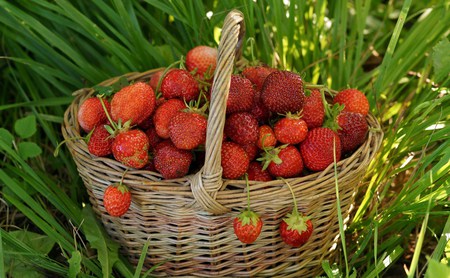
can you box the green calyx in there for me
[237,208,260,227]
[283,210,309,233]
[257,144,288,170]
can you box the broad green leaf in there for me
[0,128,14,148]
[425,258,450,278]
[431,38,450,83]
[14,115,37,139]
[68,250,82,278]
[18,142,43,160]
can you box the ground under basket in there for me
[62,10,383,277]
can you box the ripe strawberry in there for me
[144,126,162,150]
[103,183,131,217]
[185,45,218,80]
[260,145,304,178]
[112,129,149,169]
[153,140,193,179]
[168,109,207,150]
[153,98,186,139]
[160,69,200,101]
[247,161,273,182]
[333,88,369,116]
[111,82,156,126]
[87,125,113,157]
[273,113,308,144]
[149,68,165,92]
[336,111,368,153]
[300,127,341,172]
[242,65,277,91]
[226,75,256,114]
[279,179,313,247]
[78,97,111,132]
[261,70,305,114]
[302,89,325,129]
[221,142,250,179]
[224,112,259,145]
[250,90,271,124]
[241,143,259,161]
[257,125,277,149]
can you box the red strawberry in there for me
[260,145,304,178]
[111,82,156,126]
[226,75,256,114]
[149,68,165,92]
[273,113,308,144]
[279,179,313,247]
[144,126,162,150]
[261,70,305,114]
[250,90,271,124]
[153,98,186,139]
[112,129,149,169]
[257,125,277,149]
[185,45,218,80]
[221,142,250,179]
[103,183,131,217]
[168,109,207,150]
[160,69,200,101]
[224,112,259,145]
[336,111,368,153]
[241,143,259,161]
[242,65,277,91]
[153,140,193,179]
[247,161,273,182]
[333,88,369,116]
[302,89,325,129]
[78,97,111,132]
[300,127,341,171]
[87,125,113,157]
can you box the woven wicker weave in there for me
[62,10,383,277]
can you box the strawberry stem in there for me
[98,96,118,131]
[245,174,250,211]
[280,178,298,216]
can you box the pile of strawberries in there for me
[75,44,371,247]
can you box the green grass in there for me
[1,0,449,277]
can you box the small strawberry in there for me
[103,182,131,217]
[78,97,111,132]
[112,129,149,169]
[149,68,165,92]
[261,70,305,114]
[279,179,313,247]
[221,142,250,179]
[160,69,200,101]
[247,161,273,182]
[153,140,193,179]
[226,75,257,114]
[111,82,156,126]
[336,111,368,153]
[333,88,369,116]
[233,175,263,244]
[300,127,341,172]
[224,112,259,145]
[168,107,208,150]
[273,113,308,144]
[242,65,277,91]
[185,45,218,80]
[153,98,186,139]
[257,125,277,149]
[259,145,304,178]
[87,125,114,157]
[302,89,325,129]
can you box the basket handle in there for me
[189,10,245,215]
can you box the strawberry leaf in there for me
[14,115,37,139]
[18,142,42,160]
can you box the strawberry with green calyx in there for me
[186,45,218,82]
[258,144,304,178]
[112,128,150,169]
[273,112,308,144]
[256,125,277,149]
[87,125,114,157]
[104,172,132,217]
[333,88,369,116]
[233,175,263,244]
[279,178,313,247]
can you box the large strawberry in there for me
[226,75,256,114]
[185,45,218,80]
[153,140,193,179]
[333,88,369,116]
[87,125,114,157]
[260,145,304,178]
[279,179,313,247]
[242,65,277,91]
[302,89,325,129]
[112,129,149,169]
[111,82,156,126]
[300,127,341,172]
[336,111,368,153]
[261,70,305,114]
[153,98,186,139]
[224,112,259,146]
[103,182,131,217]
[160,69,200,101]
[273,113,308,144]
[78,97,111,132]
[168,107,207,150]
[221,142,250,179]
[247,161,273,182]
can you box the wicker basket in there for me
[62,10,383,277]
